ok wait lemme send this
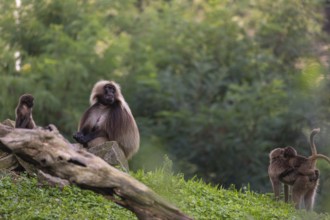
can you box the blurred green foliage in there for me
[0,0,330,213]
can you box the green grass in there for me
[0,165,329,220]
[134,169,296,220]
[0,172,134,220]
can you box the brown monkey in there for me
[268,147,288,201]
[269,147,319,204]
[73,80,140,160]
[281,146,320,182]
[268,147,312,202]
[15,94,36,129]
[279,146,320,206]
[269,128,330,210]
[285,128,330,210]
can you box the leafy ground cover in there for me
[0,168,329,220]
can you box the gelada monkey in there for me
[269,129,330,210]
[15,94,36,129]
[284,128,330,210]
[73,80,140,160]
[268,147,309,203]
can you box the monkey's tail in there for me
[310,154,330,165]
[310,128,320,156]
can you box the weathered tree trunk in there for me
[0,123,193,220]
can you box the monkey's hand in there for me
[73,132,89,144]
[279,168,295,180]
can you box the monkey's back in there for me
[290,156,310,169]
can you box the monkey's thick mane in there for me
[106,104,133,147]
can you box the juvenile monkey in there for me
[15,94,36,129]
[280,146,320,182]
[73,80,140,160]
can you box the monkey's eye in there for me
[105,85,115,94]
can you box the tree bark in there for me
[0,123,193,220]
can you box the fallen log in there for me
[0,123,193,220]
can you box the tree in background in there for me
[0,0,329,212]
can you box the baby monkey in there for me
[15,94,36,129]
[279,146,320,183]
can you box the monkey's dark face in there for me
[283,146,297,158]
[98,84,116,105]
[20,96,34,108]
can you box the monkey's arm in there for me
[73,130,101,144]
[20,117,31,128]
[15,118,22,128]
[73,118,109,145]
[279,168,296,185]
[15,116,29,128]
[73,131,94,144]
